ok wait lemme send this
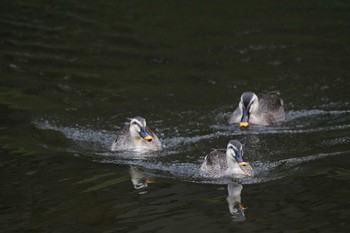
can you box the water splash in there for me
[96,150,350,185]
[285,109,350,121]
[33,108,350,150]
[32,107,350,185]
[211,108,350,137]
[34,119,115,150]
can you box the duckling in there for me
[111,116,161,151]
[228,91,285,127]
[200,140,254,179]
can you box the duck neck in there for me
[130,127,143,147]
[226,152,245,176]
[250,98,259,114]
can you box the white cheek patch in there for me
[131,119,144,131]
[130,120,142,133]
[249,97,259,113]
[131,119,142,125]
[228,144,238,154]
[239,102,244,111]
[249,95,256,105]
[248,97,256,110]
[134,125,141,132]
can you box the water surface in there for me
[1,0,349,232]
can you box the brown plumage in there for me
[111,116,162,151]
[200,140,254,179]
[228,91,285,126]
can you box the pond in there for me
[1,0,349,232]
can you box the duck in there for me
[200,140,254,179]
[228,91,285,127]
[111,116,162,151]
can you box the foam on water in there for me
[211,108,350,136]
[285,109,350,121]
[95,150,350,185]
[33,108,350,185]
[211,124,350,136]
[34,108,350,150]
[34,119,116,150]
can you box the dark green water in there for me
[1,0,350,232]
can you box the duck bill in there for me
[240,108,249,128]
[239,122,249,128]
[235,152,247,166]
[139,128,153,142]
[239,162,248,166]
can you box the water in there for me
[1,0,350,232]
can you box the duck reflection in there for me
[227,183,247,222]
[129,166,154,190]
[129,167,248,221]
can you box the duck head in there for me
[239,92,259,127]
[226,140,254,177]
[129,116,154,142]
[226,140,248,169]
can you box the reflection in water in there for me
[1,0,348,231]
[129,165,249,222]
[34,117,350,186]
[129,166,153,190]
[227,183,246,222]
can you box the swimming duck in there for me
[111,116,162,151]
[200,140,254,179]
[228,91,285,127]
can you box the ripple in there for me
[286,109,350,121]
[34,120,114,150]
[212,108,350,136]
[34,108,350,152]
[211,124,350,138]
[33,109,350,186]
[97,150,350,185]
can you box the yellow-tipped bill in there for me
[240,122,249,127]
[143,135,153,141]
[239,162,248,166]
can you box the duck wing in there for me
[258,91,285,123]
[204,150,227,169]
[258,91,283,112]
[228,106,242,124]
[144,126,162,149]
[111,123,132,151]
